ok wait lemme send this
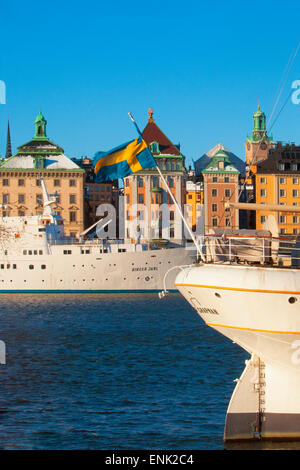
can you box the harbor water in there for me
[0,293,248,450]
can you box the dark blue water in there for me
[0,293,248,450]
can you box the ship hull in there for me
[175,264,300,441]
[0,247,196,293]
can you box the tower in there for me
[5,120,12,159]
[34,110,47,139]
[245,104,273,167]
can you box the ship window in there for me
[39,250,43,255]
[28,250,32,255]
[38,228,46,232]
[63,250,72,254]
[41,265,46,269]
[6,264,10,269]
[23,250,27,255]
[0,264,4,269]
[34,250,38,255]
[29,265,34,269]
[13,264,16,269]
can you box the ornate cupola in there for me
[34,110,47,139]
[252,104,267,140]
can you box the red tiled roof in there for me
[142,120,181,156]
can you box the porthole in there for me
[29,265,34,270]
[289,297,297,304]
[215,293,221,298]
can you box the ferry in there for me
[172,202,300,442]
[0,179,196,293]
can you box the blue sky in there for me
[0,0,300,168]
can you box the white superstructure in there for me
[174,232,300,442]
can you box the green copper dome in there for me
[35,110,47,124]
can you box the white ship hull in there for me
[175,264,300,441]
[0,245,196,293]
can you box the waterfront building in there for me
[202,150,240,231]
[123,109,186,243]
[185,179,203,232]
[71,156,117,229]
[0,112,85,237]
[255,142,300,235]
[194,143,244,232]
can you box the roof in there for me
[0,153,82,170]
[194,143,245,176]
[202,150,239,174]
[142,120,181,156]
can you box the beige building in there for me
[0,112,85,237]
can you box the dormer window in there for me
[150,142,159,153]
[35,157,44,169]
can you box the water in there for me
[0,293,248,450]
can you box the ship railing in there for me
[204,234,300,268]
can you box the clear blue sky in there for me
[0,0,300,168]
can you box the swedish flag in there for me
[94,137,156,182]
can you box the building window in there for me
[293,190,299,197]
[260,177,266,184]
[36,194,43,205]
[212,189,217,197]
[280,189,286,197]
[280,178,286,184]
[279,163,285,170]
[35,158,44,169]
[69,179,76,187]
[167,177,174,188]
[138,194,144,204]
[224,177,229,183]
[150,142,159,153]
[18,179,25,186]
[170,227,175,238]
[260,189,266,197]
[69,211,76,222]
[36,179,41,186]
[293,228,298,235]
[212,203,217,212]
[70,194,76,204]
[293,178,299,185]
[18,194,25,204]
[3,194,9,204]
[212,176,218,183]
[292,163,297,171]
[170,211,175,221]
[2,179,9,186]
[137,176,144,188]
[225,217,231,226]
[212,217,218,227]
[293,216,298,224]
[18,210,25,216]
[260,215,266,223]
[225,189,231,198]
[280,228,286,235]
[54,179,60,187]
[280,215,286,223]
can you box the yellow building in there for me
[256,142,300,235]
[185,181,203,231]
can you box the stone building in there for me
[0,112,85,237]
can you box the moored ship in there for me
[173,211,300,442]
[0,180,196,293]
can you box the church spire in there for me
[5,120,12,159]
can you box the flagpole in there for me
[128,112,204,261]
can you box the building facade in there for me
[124,109,186,243]
[202,150,240,231]
[255,142,300,235]
[0,112,85,236]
